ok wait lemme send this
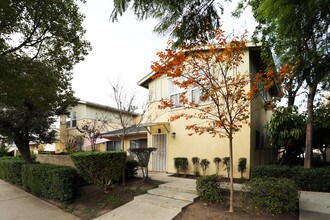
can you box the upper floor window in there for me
[255,75,269,102]
[66,111,77,128]
[190,86,212,104]
[169,80,185,108]
[72,112,77,127]
[191,87,201,104]
[262,90,269,101]
[66,117,71,128]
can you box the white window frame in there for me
[72,111,77,128]
[190,86,213,104]
[191,87,201,104]
[66,116,71,128]
[262,90,269,101]
[169,80,186,108]
[66,111,76,128]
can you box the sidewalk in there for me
[0,180,79,220]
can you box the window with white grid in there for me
[169,80,185,107]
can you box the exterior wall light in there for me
[171,132,176,138]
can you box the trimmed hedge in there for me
[242,177,298,214]
[22,164,78,202]
[0,157,25,185]
[251,165,293,179]
[71,151,126,192]
[292,166,330,192]
[251,165,330,192]
[196,175,225,203]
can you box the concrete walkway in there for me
[0,180,79,220]
[95,171,198,220]
[299,190,330,220]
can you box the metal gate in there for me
[152,134,167,171]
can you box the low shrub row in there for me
[251,165,330,192]
[196,174,299,214]
[0,153,138,203]
[22,164,78,202]
[0,157,78,202]
[175,156,248,178]
[0,157,25,185]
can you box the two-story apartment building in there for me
[137,44,277,178]
[58,100,145,153]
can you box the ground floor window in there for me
[129,139,147,160]
[106,141,121,151]
[130,139,147,149]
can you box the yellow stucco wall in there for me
[145,103,252,178]
[249,95,276,168]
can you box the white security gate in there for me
[152,134,167,171]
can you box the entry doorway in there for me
[152,134,167,171]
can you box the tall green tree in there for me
[236,0,330,168]
[0,57,77,163]
[0,0,90,162]
[267,106,306,165]
[0,0,90,69]
[111,0,225,46]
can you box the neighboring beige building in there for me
[137,45,277,178]
[29,128,60,154]
[58,100,140,153]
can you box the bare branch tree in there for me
[76,113,109,151]
[64,132,84,153]
[110,80,141,151]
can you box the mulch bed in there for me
[169,173,247,184]
[46,177,163,220]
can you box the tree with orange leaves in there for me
[151,29,258,212]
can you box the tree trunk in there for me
[121,135,126,185]
[229,135,234,212]
[91,138,96,151]
[14,138,32,163]
[287,91,296,107]
[304,84,317,168]
[287,83,301,107]
[121,135,125,151]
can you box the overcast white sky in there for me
[72,0,256,109]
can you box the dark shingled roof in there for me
[102,125,147,137]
